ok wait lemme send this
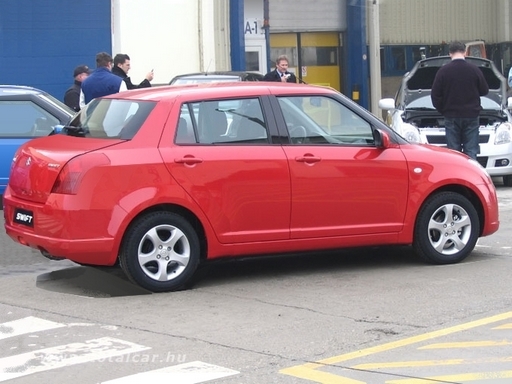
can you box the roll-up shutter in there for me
[269,0,347,33]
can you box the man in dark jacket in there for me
[80,52,127,108]
[431,41,489,160]
[64,65,91,112]
[112,53,153,89]
[263,55,297,83]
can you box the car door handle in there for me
[295,155,321,163]
[174,157,203,164]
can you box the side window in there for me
[179,98,269,145]
[0,101,59,137]
[176,104,197,144]
[277,96,374,145]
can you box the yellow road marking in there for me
[493,323,512,329]
[386,370,512,384]
[280,311,512,383]
[354,356,512,369]
[419,340,512,349]
[279,365,365,384]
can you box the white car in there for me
[379,56,512,186]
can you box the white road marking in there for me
[0,316,66,340]
[0,337,150,382]
[100,361,240,384]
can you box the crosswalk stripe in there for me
[0,337,150,382]
[0,316,66,340]
[100,361,240,384]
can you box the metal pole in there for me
[263,0,271,73]
[368,0,382,117]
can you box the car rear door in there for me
[160,96,291,244]
[273,95,409,239]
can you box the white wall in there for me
[111,0,229,85]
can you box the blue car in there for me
[0,85,74,196]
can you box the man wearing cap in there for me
[64,65,91,112]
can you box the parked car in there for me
[4,82,499,292]
[0,85,74,196]
[379,56,512,186]
[169,71,264,85]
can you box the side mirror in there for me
[378,98,395,111]
[373,128,391,149]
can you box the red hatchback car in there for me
[3,82,499,292]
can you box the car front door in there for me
[161,97,291,244]
[274,95,409,239]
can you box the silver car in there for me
[169,71,264,85]
[379,56,512,186]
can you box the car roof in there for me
[109,82,337,102]
[170,71,264,84]
[400,55,507,106]
[0,85,46,96]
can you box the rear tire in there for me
[119,211,200,292]
[413,192,479,264]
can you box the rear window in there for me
[65,99,156,139]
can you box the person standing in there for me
[112,53,153,89]
[431,41,489,160]
[79,52,127,109]
[263,55,297,83]
[64,65,91,112]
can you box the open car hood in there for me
[400,56,508,108]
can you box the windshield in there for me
[66,99,156,139]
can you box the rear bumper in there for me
[3,191,118,266]
[4,226,116,265]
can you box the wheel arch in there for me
[118,203,208,263]
[415,184,485,237]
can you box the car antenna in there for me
[204,59,213,75]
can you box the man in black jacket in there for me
[112,54,153,89]
[431,41,489,160]
[263,55,297,83]
[64,65,91,112]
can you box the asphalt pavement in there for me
[0,178,511,383]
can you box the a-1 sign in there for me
[244,19,264,35]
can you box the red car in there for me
[3,83,500,292]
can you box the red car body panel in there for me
[3,83,500,267]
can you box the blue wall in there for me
[0,0,111,101]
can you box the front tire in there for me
[413,192,479,264]
[503,175,512,187]
[119,211,200,292]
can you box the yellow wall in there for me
[270,32,341,92]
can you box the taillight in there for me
[52,153,110,195]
